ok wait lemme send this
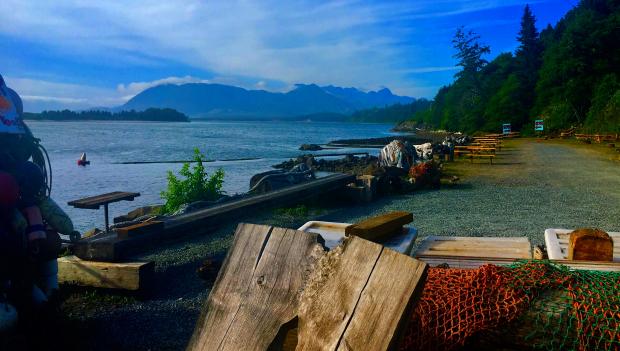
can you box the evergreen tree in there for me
[514,4,542,129]
[452,26,491,88]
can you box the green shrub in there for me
[160,148,224,214]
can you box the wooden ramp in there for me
[74,173,355,262]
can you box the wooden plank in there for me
[337,248,427,351]
[68,191,140,209]
[187,224,325,351]
[74,174,354,262]
[296,237,383,350]
[57,255,153,290]
[416,255,620,272]
[296,236,427,351]
[345,211,413,242]
[414,236,532,259]
[115,220,164,239]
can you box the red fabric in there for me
[0,171,19,208]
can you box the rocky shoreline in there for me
[328,135,430,147]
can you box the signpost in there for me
[502,123,511,135]
[535,119,544,131]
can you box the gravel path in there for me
[329,139,620,246]
[56,139,619,350]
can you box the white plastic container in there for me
[298,220,418,255]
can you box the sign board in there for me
[535,119,544,131]
[502,123,511,135]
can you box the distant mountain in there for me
[321,85,414,109]
[120,83,413,118]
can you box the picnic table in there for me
[68,191,140,231]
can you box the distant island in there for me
[23,108,190,122]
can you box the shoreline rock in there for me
[299,143,323,151]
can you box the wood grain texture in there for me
[414,236,532,259]
[57,255,153,290]
[68,191,140,209]
[345,211,413,242]
[187,223,325,351]
[337,248,427,351]
[297,236,427,351]
[296,237,383,351]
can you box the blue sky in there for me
[0,0,575,112]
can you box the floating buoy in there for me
[77,152,90,166]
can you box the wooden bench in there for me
[544,228,620,262]
[468,154,495,163]
[68,191,140,232]
[454,150,471,157]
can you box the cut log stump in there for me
[568,228,613,261]
[296,236,428,351]
[187,223,325,351]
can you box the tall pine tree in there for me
[514,4,542,128]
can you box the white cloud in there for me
[21,95,86,104]
[116,75,210,98]
[5,77,123,111]
[0,0,541,101]
[403,66,459,74]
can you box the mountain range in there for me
[120,83,413,118]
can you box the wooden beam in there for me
[187,223,325,351]
[296,236,427,351]
[57,255,153,290]
[415,255,620,272]
[74,173,354,262]
[115,220,164,239]
[345,211,413,242]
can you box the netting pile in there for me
[400,261,620,351]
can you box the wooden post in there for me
[104,203,109,232]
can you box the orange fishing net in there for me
[400,261,620,351]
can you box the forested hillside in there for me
[23,108,189,122]
[348,99,431,123]
[409,0,619,134]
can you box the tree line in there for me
[348,99,431,123]
[23,108,190,122]
[408,0,619,134]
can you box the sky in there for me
[0,0,576,112]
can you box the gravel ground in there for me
[52,138,619,350]
[329,139,620,246]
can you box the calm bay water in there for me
[28,120,396,231]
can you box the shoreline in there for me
[43,137,620,349]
